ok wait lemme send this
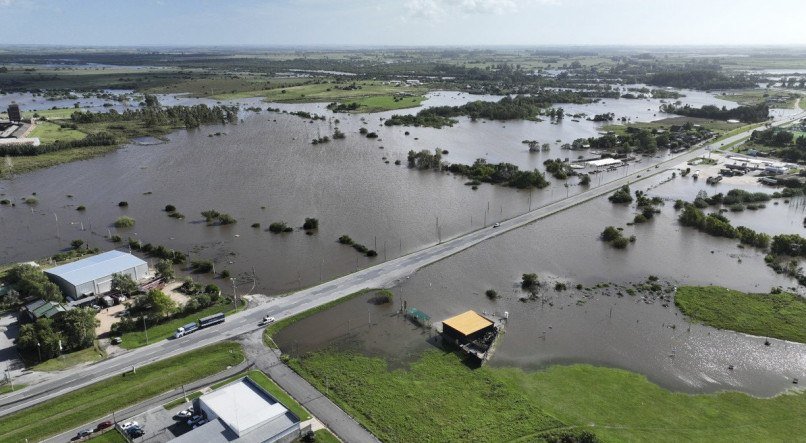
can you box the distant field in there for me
[603,116,744,136]
[290,349,806,443]
[0,144,118,178]
[28,121,86,144]
[675,286,806,343]
[718,89,799,108]
[0,342,244,443]
[213,81,428,113]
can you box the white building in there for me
[44,250,148,300]
[586,158,622,168]
[172,377,302,443]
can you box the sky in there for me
[1,0,805,47]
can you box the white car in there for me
[120,421,139,430]
[259,315,276,326]
[176,408,193,419]
[493,223,501,228]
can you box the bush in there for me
[521,273,539,290]
[70,239,84,250]
[608,185,633,203]
[164,204,176,212]
[633,214,648,224]
[366,249,378,257]
[110,235,122,242]
[485,289,498,299]
[251,223,261,228]
[190,260,214,273]
[612,236,629,249]
[205,284,220,295]
[168,212,185,219]
[114,216,135,228]
[303,218,319,230]
[269,222,290,233]
[76,205,86,211]
[118,201,128,207]
[338,235,354,245]
[601,226,620,242]
[554,282,567,291]
[220,270,230,279]
[376,290,393,303]
[217,213,237,225]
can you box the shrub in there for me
[190,260,214,273]
[554,282,567,291]
[521,273,539,290]
[114,216,135,228]
[485,289,498,299]
[353,244,368,253]
[168,212,185,219]
[303,218,319,230]
[251,223,261,228]
[76,205,86,211]
[220,270,230,279]
[633,214,648,224]
[601,226,620,242]
[338,235,354,245]
[205,284,220,295]
[70,239,84,250]
[24,196,38,205]
[164,204,176,212]
[110,235,122,242]
[608,185,633,203]
[366,249,378,257]
[217,213,237,225]
[269,222,290,233]
[0,199,9,205]
[376,290,393,303]
[118,201,128,207]
[612,236,629,249]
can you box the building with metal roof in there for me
[440,310,500,364]
[441,310,494,338]
[171,377,302,443]
[24,299,68,320]
[44,250,148,300]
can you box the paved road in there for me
[241,332,379,443]
[2,109,804,419]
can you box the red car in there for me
[95,421,113,431]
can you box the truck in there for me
[198,312,226,329]
[174,322,199,338]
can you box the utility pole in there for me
[53,213,59,239]
[231,278,237,311]
[143,317,149,345]
[36,341,41,363]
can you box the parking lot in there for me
[121,400,201,442]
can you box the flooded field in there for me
[276,175,806,397]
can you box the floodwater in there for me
[0,86,738,294]
[276,179,806,397]
[3,85,804,396]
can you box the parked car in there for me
[95,420,113,431]
[187,415,203,426]
[111,337,122,345]
[176,408,193,419]
[127,427,144,438]
[77,429,93,438]
[120,421,139,430]
[493,223,501,228]
[258,315,276,326]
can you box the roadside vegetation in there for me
[675,286,806,343]
[0,342,244,443]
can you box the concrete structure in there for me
[24,299,67,321]
[441,310,495,343]
[172,377,301,443]
[44,250,148,300]
[0,137,40,147]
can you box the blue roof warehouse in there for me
[44,250,148,301]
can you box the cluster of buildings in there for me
[23,250,149,320]
[0,103,41,147]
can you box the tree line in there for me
[659,103,769,123]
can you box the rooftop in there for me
[44,250,146,286]
[442,310,493,336]
[25,299,67,319]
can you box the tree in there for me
[601,226,621,242]
[521,273,539,290]
[70,239,85,250]
[57,308,98,351]
[303,218,319,230]
[142,289,177,318]
[112,273,138,296]
[155,259,175,281]
[7,264,63,302]
[16,318,62,360]
[608,185,633,204]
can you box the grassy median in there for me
[121,301,243,349]
[0,341,244,443]
[289,350,806,442]
[675,286,806,343]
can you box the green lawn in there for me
[0,342,244,443]
[675,286,806,343]
[26,107,86,120]
[0,384,26,395]
[349,94,425,113]
[307,429,339,443]
[718,89,800,109]
[87,430,127,443]
[120,301,243,349]
[32,342,106,372]
[289,350,806,443]
[263,289,374,348]
[0,144,118,178]
[28,121,86,144]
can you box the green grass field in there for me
[289,350,806,443]
[163,390,203,410]
[718,89,799,109]
[307,429,339,443]
[87,430,127,443]
[0,342,244,443]
[213,81,428,113]
[32,342,106,372]
[0,384,26,395]
[675,286,806,343]
[603,117,744,137]
[28,121,86,144]
[120,301,243,349]
[0,144,119,178]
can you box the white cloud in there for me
[404,0,558,21]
